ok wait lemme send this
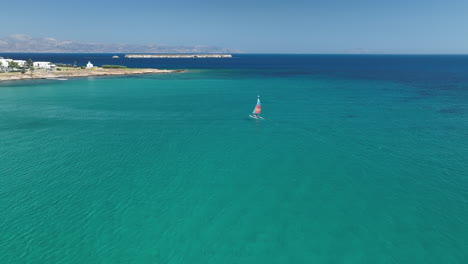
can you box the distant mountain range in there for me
[0,34,239,53]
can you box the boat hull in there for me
[249,115,264,119]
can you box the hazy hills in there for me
[0,34,238,53]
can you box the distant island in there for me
[0,34,240,53]
[125,54,232,58]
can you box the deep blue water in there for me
[0,54,467,263]
[4,53,468,92]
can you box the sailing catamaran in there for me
[249,95,264,119]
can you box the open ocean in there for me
[0,54,467,263]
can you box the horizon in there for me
[2,0,468,54]
[1,4,468,262]
[2,51,468,55]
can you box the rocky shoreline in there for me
[0,68,182,82]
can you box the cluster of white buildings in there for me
[0,57,56,72]
[0,57,96,72]
[0,58,26,70]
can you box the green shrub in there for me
[102,65,127,69]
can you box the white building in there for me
[33,61,52,70]
[0,58,12,68]
[86,61,94,68]
[13,60,26,67]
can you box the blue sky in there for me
[3,0,468,53]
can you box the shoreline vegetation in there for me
[0,67,182,82]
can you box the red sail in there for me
[252,97,261,114]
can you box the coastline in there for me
[0,68,183,82]
[125,54,232,58]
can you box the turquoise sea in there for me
[0,55,467,263]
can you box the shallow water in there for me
[0,55,467,263]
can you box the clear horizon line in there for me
[1,52,468,56]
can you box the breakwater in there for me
[125,54,232,58]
